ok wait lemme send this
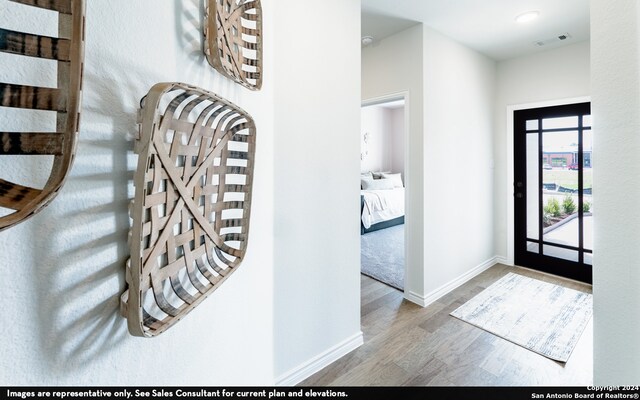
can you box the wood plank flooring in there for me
[300,263,593,386]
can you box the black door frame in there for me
[514,102,592,284]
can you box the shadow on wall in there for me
[12,1,250,378]
[27,55,166,373]
[174,0,239,100]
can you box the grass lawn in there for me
[543,168,593,190]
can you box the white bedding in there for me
[361,187,405,229]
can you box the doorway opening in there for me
[360,96,407,291]
[514,102,592,283]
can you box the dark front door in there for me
[514,102,592,284]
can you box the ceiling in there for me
[362,0,590,61]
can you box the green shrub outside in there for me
[563,195,577,215]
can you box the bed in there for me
[361,187,405,234]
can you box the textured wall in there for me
[0,0,274,385]
[591,0,640,385]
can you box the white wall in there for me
[494,41,591,261]
[360,105,405,176]
[591,0,640,384]
[0,0,276,386]
[362,25,425,298]
[360,105,392,173]
[273,0,362,384]
[0,0,362,387]
[389,107,406,178]
[422,26,497,298]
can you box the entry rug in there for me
[450,273,592,362]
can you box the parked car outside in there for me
[568,163,579,170]
[543,163,553,170]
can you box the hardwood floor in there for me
[300,263,593,386]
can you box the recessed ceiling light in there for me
[516,11,540,24]
[362,36,374,46]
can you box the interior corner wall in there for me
[272,0,362,383]
[591,0,640,384]
[361,105,393,173]
[422,26,497,296]
[389,107,406,179]
[361,24,425,299]
[493,41,590,261]
[0,0,274,385]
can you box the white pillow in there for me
[362,178,394,190]
[372,171,391,179]
[361,171,373,179]
[361,176,373,190]
[381,172,403,188]
[360,173,372,189]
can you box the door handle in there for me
[516,193,523,199]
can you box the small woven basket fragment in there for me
[204,0,263,90]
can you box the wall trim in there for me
[495,255,510,265]
[404,256,499,307]
[275,331,364,386]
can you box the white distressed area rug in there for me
[450,273,592,362]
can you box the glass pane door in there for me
[514,103,592,284]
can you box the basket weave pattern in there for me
[0,0,85,231]
[121,83,256,337]
[204,0,262,90]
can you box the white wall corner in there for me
[404,257,499,307]
[495,255,510,266]
[275,332,364,387]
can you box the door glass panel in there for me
[526,120,539,131]
[526,133,539,240]
[527,241,539,254]
[584,253,593,265]
[542,131,579,253]
[583,115,592,128]
[544,245,578,262]
[543,116,579,130]
[583,130,593,252]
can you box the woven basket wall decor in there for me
[120,82,257,337]
[204,0,262,90]
[0,0,85,231]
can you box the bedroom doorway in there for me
[360,96,407,291]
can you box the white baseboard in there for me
[275,331,364,386]
[495,255,510,265]
[404,256,500,307]
[404,290,428,307]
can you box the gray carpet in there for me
[361,224,404,290]
[450,273,593,362]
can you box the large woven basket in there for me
[121,82,257,337]
[0,0,85,231]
